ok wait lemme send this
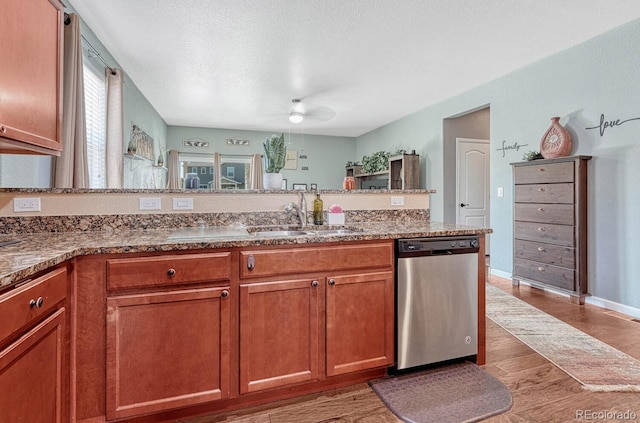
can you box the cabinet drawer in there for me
[107,252,231,290]
[514,239,575,268]
[514,203,574,225]
[514,183,573,204]
[0,267,67,343]
[240,242,393,279]
[514,258,575,291]
[514,221,574,246]
[514,161,574,184]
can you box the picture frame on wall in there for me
[292,183,307,190]
[310,183,317,190]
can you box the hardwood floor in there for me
[183,275,640,423]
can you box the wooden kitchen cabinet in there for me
[511,156,591,303]
[104,252,232,420]
[0,0,64,155]
[326,271,394,376]
[239,278,321,394]
[239,241,394,394]
[0,266,69,422]
[106,287,231,420]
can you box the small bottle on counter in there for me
[313,191,323,225]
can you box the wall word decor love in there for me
[586,113,640,137]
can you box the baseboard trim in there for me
[488,269,640,320]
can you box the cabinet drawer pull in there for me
[537,207,545,212]
[29,297,44,309]
[221,290,229,298]
[537,246,546,252]
[537,227,546,232]
[311,280,319,287]
[538,267,545,271]
[167,268,176,277]
[0,125,6,134]
[328,278,336,286]
[247,255,255,271]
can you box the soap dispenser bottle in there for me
[313,191,323,225]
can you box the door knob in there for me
[460,203,469,207]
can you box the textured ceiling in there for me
[69,0,640,137]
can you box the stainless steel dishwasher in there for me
[395,236,479,371]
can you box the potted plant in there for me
[263,133,286,189]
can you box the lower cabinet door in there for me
[326,271,394,376]
[239,279,321,394]
[106,287,230,420]
[0,308,67,423]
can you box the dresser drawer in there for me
[514,203,574,225]
[514,161,574,184]
[514,183,573,204]
[514,258,575,291]
[514,221,574,246]
[107,252,231,290]
[0,267,67,343]
[514,239,575,268]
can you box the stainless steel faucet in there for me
[285,191,307,228]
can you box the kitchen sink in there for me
[168,226,251,240]
[307,229,359,235]
[251,230,312,237]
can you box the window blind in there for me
[83,64,106,189]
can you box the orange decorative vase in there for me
[540,117,572,159]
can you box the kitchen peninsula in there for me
[0,189,490,423]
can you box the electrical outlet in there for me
[139,197,161,210]
[173,198,194,210]
[391,196,405,206]
[14,197,41,212]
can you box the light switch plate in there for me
[139,197,161,210]
[497,187,504,198]
[173,197,194,210]
[14,197,41,212]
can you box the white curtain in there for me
[250,153,263,189]
[167,149,181,189]
[105,69,124,188]
[213,152,222,190]
[54,13,89,188]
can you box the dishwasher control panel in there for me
[397,236,479,256]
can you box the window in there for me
[83,64,106,188]
[178,153,253,189]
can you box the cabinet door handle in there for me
[247,255,255,271]
[311,280,319,287]
[221,290,229,298]
[167,268,176,277]
[29,297,44,309]
[328,278,336,286]
[0,125,6,134]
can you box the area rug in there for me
[486,283,640,392]
[369,361,512,423]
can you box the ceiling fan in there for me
[271,98,336,124]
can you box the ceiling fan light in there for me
[289,111,304,123]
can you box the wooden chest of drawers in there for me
[511,156,591,303]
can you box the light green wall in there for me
[357,18,640,310]
[167,126,356,189]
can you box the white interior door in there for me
[456,138,490,253]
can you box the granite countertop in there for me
[0,221,491,288]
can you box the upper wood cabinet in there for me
[0,0,64,155]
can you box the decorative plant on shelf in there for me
[361,150,391,174]
[263,133,286,173]
[345,160,360,168]
[522,150,544,161]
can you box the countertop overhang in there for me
[0,221,491,288]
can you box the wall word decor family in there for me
[497,140,529,158]
[586,113,640,137]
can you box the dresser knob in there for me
[538,267,545,271]
[167,268,176,277]
[537,207,545,212]
[537,188,546,192]
[537,227,546,232]
[538,168,546,172]
[537,246,546,252]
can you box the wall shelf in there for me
[348,154,420,189]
